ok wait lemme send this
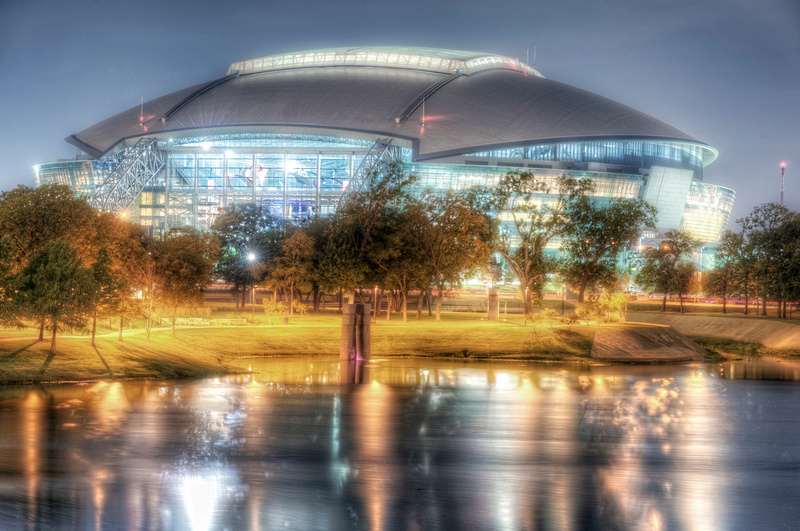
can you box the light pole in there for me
[780,162,787,207]
[247,252,256,322]
[561,284,565,316]
[373,285,378,324]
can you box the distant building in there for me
[35,47,734,245]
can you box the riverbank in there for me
[2,312,622,384]
[3,308,797,384]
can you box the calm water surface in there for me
[1,357,799,530]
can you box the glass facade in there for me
[680,182,736,242]
[34,160,116,199]
[466,141,705,175]
[37,133,734,243]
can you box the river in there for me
[1,357,799,530]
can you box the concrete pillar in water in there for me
[340,303,371,384]
[488,288,500,321]
[340,303,371,361]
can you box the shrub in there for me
[263,298,287,325]
[291,299,308,317]
[543,309,559,328]
[561,312,581,330]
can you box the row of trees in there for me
[705,203,800,317]
[0,185,219,353]
[0,164,671,352]
[212,163,659,323]
[633,203,800,318]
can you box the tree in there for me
[104,219,153,340]
[0,185,96,273]
[212,203,283,309]
[317,231,368,309]
[705,231,742,313]
[371,207,430,322]
[334,161,417,300]
[153,230,219,334]
[410,191,494,322]
[561,197,657,301]
[16,241,91,354]
[744,204,797,318]
[88,246,124,346]
[474,172,593,322]
[636,230,699,312]
[268,229,314,316]
[0,236,20,328]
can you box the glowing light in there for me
[201,141,212,150]
[781,162,786,168]
[182,473,219,531]
[247,253,255,262]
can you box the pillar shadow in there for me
[92,345,115,378]
[1,341,39,359]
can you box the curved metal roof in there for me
[67,47,717,165]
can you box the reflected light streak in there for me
[678,373,726,531]
[355,382,395,530]
[22,391,43,528]
[86,382,130,435]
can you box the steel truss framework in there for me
[91,138,165,212]
[338,138,403,207]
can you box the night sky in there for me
[1,0,798,223]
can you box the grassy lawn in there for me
[0,310,610,383]
[628,298,800,322]
[5,297,797,384]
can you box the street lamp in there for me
[247,253,257,321]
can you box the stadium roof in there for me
[67,47,717,165]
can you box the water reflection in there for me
[0,358,798,529]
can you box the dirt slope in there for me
[627,312,800,349]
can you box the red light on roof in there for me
[781,162,786,168]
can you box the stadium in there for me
[35,46,734,256]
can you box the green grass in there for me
[6,302,797,385]
[0,311,606,383]
[628,298,800,322]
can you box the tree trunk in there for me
[416,291,423,320]
[661,292,667,312]
[49,319,57,355]
[172,306,177,335]
[402,290,408,322]
[118,315,124,341]
[427,289,433,317]
[338,288,343,311]
[386,290,391,321]
[146,299,154,341]
[38,319,45,341]
[744,271,749,315]
[578,280,588,303]
[91,309,97,346]
[435,283,443,322]
[722,285,727,314]
[289,282,294,315]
